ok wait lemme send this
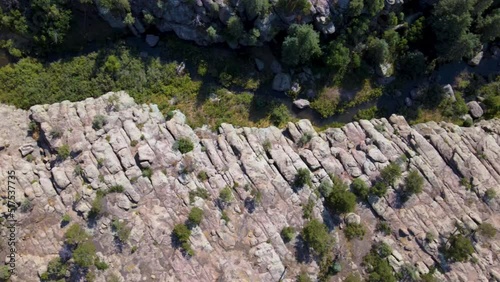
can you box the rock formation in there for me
[0,92,499,281]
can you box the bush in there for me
[344,273,362,282]
[371,182,388,197]
[318,180,333,198]
[197,171,208,181]
[270,104,290,126]
[188,207,204,226]
[40,258,66,281]
[108,185,124,193]
[301,219,332,257]
[294,168,311,188]
[57,144,71,160]
[376,221,391,236]
[130,140,138,147]
[189,187,210,203]
[50,128,63,139]
[404,170,424,196]
[363,243,396,282]
[73,240,97,268]
[94,258,108,270]
[61,214,71,225]
[302,198,315,220]
[477,223,497,239]
[20,199,32,213]
[354,106,379,121]
[112,219,131,243]
[281,226,295,242]
[221,211,230,222]
[175,138,194,154]
[484,188,497,201]
[173,223,192,254]
[445,234,474,262]
[282,24,322,66]
[380,163,402,186]
[297,271,313,282]
[92,115,107,130]
[298,133,312,147]
[89,190,106,219]
[325,177,356,215]
[351,178,369,199]
[242,0,270,19]
[142,167,152,179]
[344,223,366,240]
[219,186,233,204]
[64,224,89,245]
[225,15,244,41]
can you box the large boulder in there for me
[443,84,456,102]
[293,99,311,109]
[272,73,291,92]
[467,101,484,118]
[469,51,483,66]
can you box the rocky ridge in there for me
[0,92,499,281]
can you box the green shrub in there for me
[376,221,391,235]
[301,219,332,257]
[363,242,396,282]
[219,186,233,204]
[173,223,192,254]
[175,137,194,154]
[89,190,106,219]
[277,0,311,14]
[50,128,63,139]
[477,223,497,239]
[57,144,71,160]
[221,211,230,222]
[351,178,369,199]
[188,207,204,226]
[142,167,152,179]
[270,104,290,126]
[61,214,71,225]
[484,188,497,201]
[197,171,208,181]
[296,271,313,282]
[189,187,210,203]
[0,265,10,280]
[108,185,124,193]
[281,226,295,242]
[354,106,379,121]
[225,15,244,41]
[302,198,315,220]
[92,115,107,130]
[325,177,356,215]
[404,170,424,196]
[112,219,131,243]
[94,258,108,270]
[64,224,89,245]
[298,132,312,147]
[344,223,366,240]
[344,273,362,282]
[294,168,311,188]
[40,258,66,281]
[73,240,97,267]
[20,199,32,213]
[445,234,474,262]
[130,140,138,147]
[318,180,333,198]
[242,0,270,19]
[380,163,402,186]
[371,182,388,197]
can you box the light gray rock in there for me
[467,101,484,118]
[345,213,361,225]
[293,99,310,109]
[52,167,70,189]
[469,51,483,66]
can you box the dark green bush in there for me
[351,178,370,199]
[270,104,290,126]
[112,219,131,243]
[380,163,402,186]
[197,171,208,181]
[40,258,66,281]
[57,144,71,160]
[219,186,233,204]
[294,168,311,188]
[189,187,210,203]
[92,115,107,130]
[404,170,424,196]
[175,138,194,154]
[445,234,474,262]
[325,177,356,215]
[73,240,97,268]
[344,223,366,240]
[94,258,108,270]
[301,219,332,257]
[64,224,89,245]
[108,185,124,193]
[282,24,321,66]
[142,167,152,179]
[281,226,295,242]
[188,207,204,226]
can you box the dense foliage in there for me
[301,219,332,257]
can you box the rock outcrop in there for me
[1,92,499,281]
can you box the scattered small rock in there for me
[293,99,310,110]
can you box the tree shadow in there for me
[244,197,256,214]
[294,235,313,264]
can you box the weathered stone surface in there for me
[293,99,311,109]
[1,93,499,282]
[467,101,484,118]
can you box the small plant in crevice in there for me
[172,223,194,256]
[174,137,194,154]
[280,226,295,243]
[189,187,210,204]
[294,168,311,190]
[298,132,312,147]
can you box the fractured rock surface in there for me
[0,92,499,281]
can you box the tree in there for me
[226,15,244,41]
[325,41,351,75]
[40,258,66,281]
[73,240,97,268]
[365,0,384,16]
[219,186,233,205]
[270,104,290,126]
[104,55,121,74]
[282,24,322,66]
[325,178,357,214]
[111,219,131,243]
[479,9,500,41]
[349,0,364,17]
[431,0,480,61]
[400,51,426,79]
[188,207,204,226]
[404,170,424,196]
[366,37,390,65]
[242,0,269,19]
[445,234,474,262]
[301,219,332,257]
[31,0,72,46]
